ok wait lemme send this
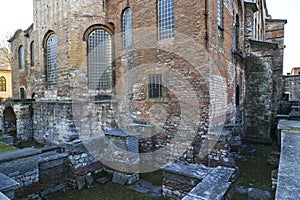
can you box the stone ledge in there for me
[0,192,10,200]
[278,120,300,132]
[276,125,300,199]
[163,162,212,180]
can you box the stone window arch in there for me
[85,27,113,89]
[0,76,6,91]
[158,0,174,40]
[45,33,58,89]
[123,8,132,49]
[19,45,25,69]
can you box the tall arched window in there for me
[46,34,57,89]
[0,76,6,91]
[158,0,174,40]
[123,8,132,49]
[88,29,112,89]
[30,41,34,66]
[19,45,25,69]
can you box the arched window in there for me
[123,8,132,49]
[158,0,174,40]
[19,45,25,69]
[30,41,34,66]
[46,34,57,89]
[0,76,6,91]
[88,29,112,89]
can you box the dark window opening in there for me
[236,84,240,106]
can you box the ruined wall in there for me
[282,75,300,101]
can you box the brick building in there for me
[5,0,286,168]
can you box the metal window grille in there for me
[148,74,162,99]
[158,0,174,40]
[30,41,34,66]
[88,29,112,89]
[46,34,57,89]
[0,76,6,91]
[218,0,223,38]
[123,9,132,49]
[19,46,25,69]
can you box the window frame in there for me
[0,76,6,92]
[30,41,34,66]
[146,72,167,102]
[19,45,25,69]
[123,8,133,50]
[87,28,113,89]
[46,34,58,89]
[158,0,175,40]
[217,0,224,39]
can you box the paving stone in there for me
[76,176,86,190]
[85,174,94,186]
[112,173,129,185]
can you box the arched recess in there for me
[3,105,17,141]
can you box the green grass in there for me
[140,170,163,186]
[0,142,16,153]
[48,182,165,200]
[232,144,279,198]
[20,140,44,148]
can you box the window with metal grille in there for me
[123,9,132,49]
[158,0,174,40]
[19,45,25,69]
[88,29,112,89]
[218,0,223,38]
[0,76,6,91]
[46,34,57,89]
[30,41,34,66]
[148,74,163,99]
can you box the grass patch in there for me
[20,140,44,148]
[233,144,279,198]
[139,170,163,186]
[0,142,16,153]
[48,182,165,200]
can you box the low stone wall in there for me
[162,162,237,200]
[0,173,19,199]
[0,135,14,146]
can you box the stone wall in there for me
[162,162,237,200]
[282,75,300,101]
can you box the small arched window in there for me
[158,0,174,40]
[87,29,112,89]
[123,8,132,49]
[46,34,58,89]
[19,45,25,69]
[0,76,6,91]
[30,41,34,66]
